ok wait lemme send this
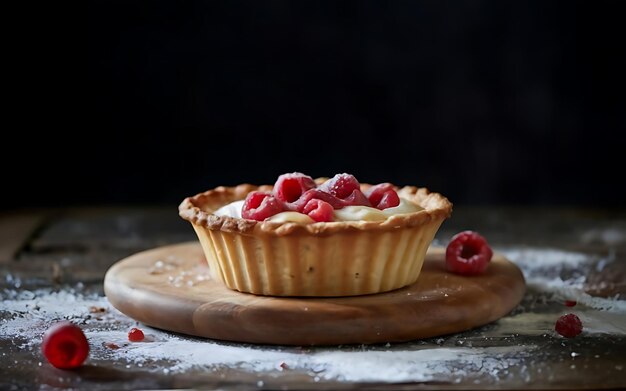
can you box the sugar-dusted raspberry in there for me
[445,231,493,275]
[242,191,285,221]
[42,321,90,369]
[319,174,360,199]
[302,199,334,222]
[366,183,400,209]
[555,313,583,338]
[273,172,317,203]
[128,327,145,342]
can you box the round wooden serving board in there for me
[104,242,525,346]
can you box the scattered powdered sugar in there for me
[288,347,531,382]
[1,289,116,339]
[526,277,626,312]
[491,247,626,338]
[1,245,624,385]
[500,247,626,312]
[1,288,535,383]
[167,265,211,288]
[501,247,592,270]
[99,329,532,382]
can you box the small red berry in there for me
[242,191,285,221]
[302,199,334,222]
[41,321,89,369]
[290,189,344,212]
[564,300,577,307]
[320,174,360,199]
[365,183,400,209]
[341,189,372,207]
[365,183,393,206]
[273,173,317,203]
[128,327,145,342]
[555,313,583,338]
[376,190,400,209]
[445,231,493,275]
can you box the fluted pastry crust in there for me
[179,181,452,296]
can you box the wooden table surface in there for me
[1,206,625,390]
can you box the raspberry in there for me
[302,199,334,222]
[376,190,400,209]
[273,173,317,203]
[341,189,372,207]
[128,327,145,342]
[41,321,89,369]
[320,174,360,199]
[366,183,400,209]
[564,300,577,307]
[241,191,285,221]
[445,231,493,275]
[555,313,583,338]
[291,189,344,212]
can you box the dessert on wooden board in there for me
[101,172,529,345]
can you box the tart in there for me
[179,173,452,297]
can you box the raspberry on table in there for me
[445,231,493,275]
[555,313,583,338]
[128,327,145,342]
[41,321,90,369]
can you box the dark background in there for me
[7,1,626,209]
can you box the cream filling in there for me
[267,212,314,224]
[214,197,422,223]
[214,200,245,219]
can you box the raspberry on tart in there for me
[302,199,334,222]
[319,173,361,199]
[290,188,345,212]
[273,172,317,203]
[241,191,285,221]
[366,183,401,210]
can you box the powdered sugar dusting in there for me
[1,288,535,383]
[89,327,533,382]
[2,245,625,385]
[500,247,626,312]
[1,289,116,339]
[502,247,592,270]
[296,347,531,382]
